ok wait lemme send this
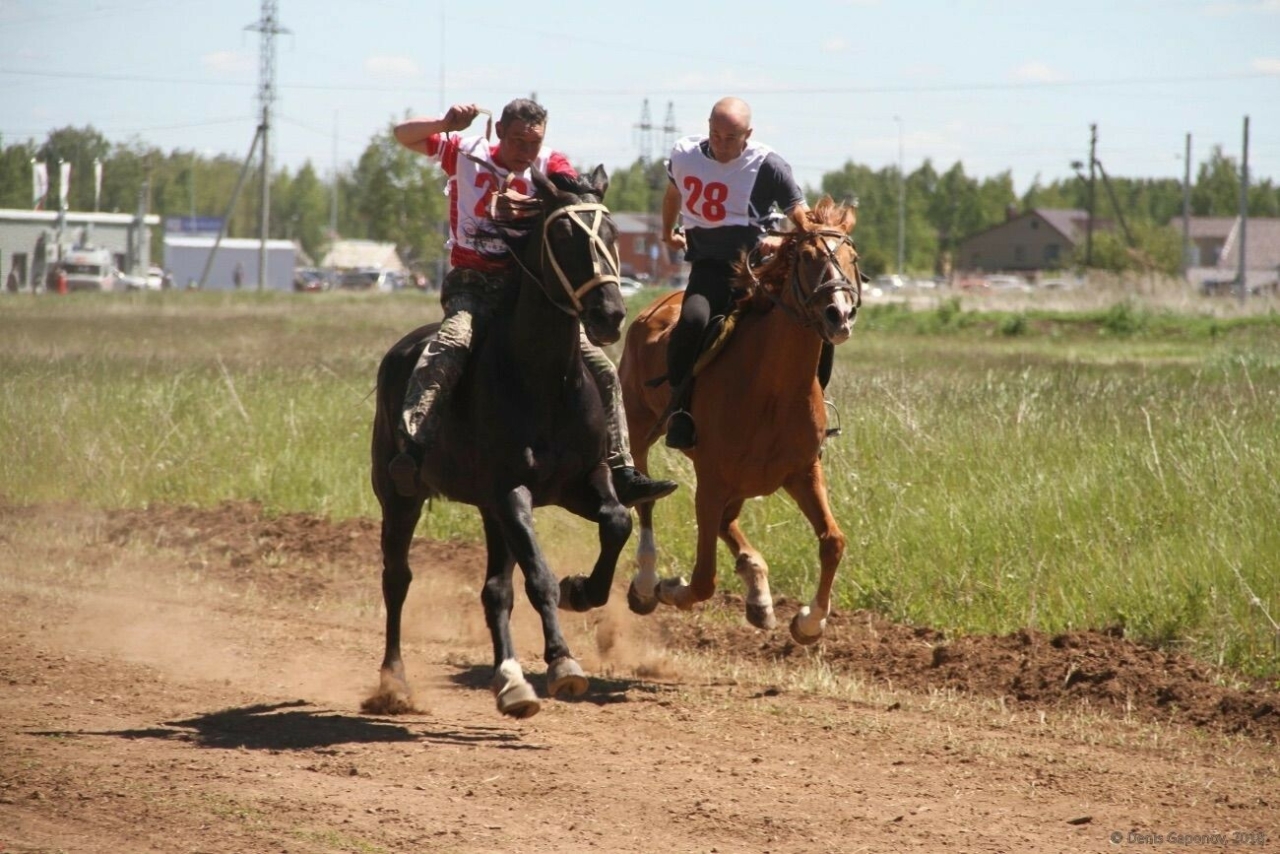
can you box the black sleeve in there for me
[752,152,805,216]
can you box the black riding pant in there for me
[666,259,737,388]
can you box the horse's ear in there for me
[587,164,609,199]
[531,167,556,199]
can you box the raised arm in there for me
[394,104,481,152]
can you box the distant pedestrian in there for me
[5,265,18,294]
[233,262,244,290]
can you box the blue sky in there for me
[2,0,1278,197]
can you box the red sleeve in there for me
[546,150,577,179]
[425,133,461,177]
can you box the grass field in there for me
[3,287,1278,679]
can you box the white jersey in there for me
[425,133,569,268]
[668,135,775,230]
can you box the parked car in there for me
[336,268,398,292]
[986,274,1032,292]
[618,276,644,295]
[294,267,328,292]
[873,274,906,291]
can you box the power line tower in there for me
[660,101,679,159]
[634,99,654,164]
[246,0,289,291]
[196,1,289,291]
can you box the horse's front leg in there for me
[478,510,540,719]
[558,462,633,612]
[782,462,846,645]
[657,480,727,611]
[491,487,589,703]
[718,500,777,631]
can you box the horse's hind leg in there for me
[718,500,777,630]
[368,496,424,713]
[782,462,846,645]
[492,488,588,702]
[479,510,541,719]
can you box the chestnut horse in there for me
[618,197,862,644]
[369,167,632,719]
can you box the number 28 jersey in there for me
[667,135,804,263]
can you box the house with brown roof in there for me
[1186,216,1280,295]
[611,212,686,285]
[956,208,1107,275]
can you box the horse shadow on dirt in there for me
[446,664,670,707]
[32,700,537,751]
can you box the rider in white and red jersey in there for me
[388,98,677,507]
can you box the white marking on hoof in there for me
[491,659,540,719]
[632,528,658,598]
[790,604,827,645]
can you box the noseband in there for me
[513,202,621,316]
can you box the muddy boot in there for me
[611,466,678,507]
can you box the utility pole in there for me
[894,116,904,275]
[1181,133,1192,279]
[246,0,289,292]
[1086,124,1097,268]
[1238,115,1250,305]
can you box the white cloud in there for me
[364,56,421,79]
[1011,61,1066,83]
[201,51,254,75]
[822,38,848,54]
[1251,57,1280,73]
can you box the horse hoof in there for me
[494,679,541,719]
[656,577,689,608]
[558,576,589,612]
[789,613,824,646]
[546,657,588,699]
[627,581,659,615]
[745,602,777,631]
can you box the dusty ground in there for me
[1,500,1276,854]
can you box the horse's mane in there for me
[471,171,605,263]
[733,196,856,312]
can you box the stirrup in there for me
[823,399,842,439]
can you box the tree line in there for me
[3,123,1277,278]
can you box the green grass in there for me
[3,289,1278,677]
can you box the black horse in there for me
[368,166,632,719]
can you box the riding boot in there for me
[388,341,465,498]
[611,466,678,508]
[664,379,697,450]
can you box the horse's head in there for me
[746,197,861,344]
[524,166,626,345]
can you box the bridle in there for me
[508,201,621,316]
[750,227,862,337]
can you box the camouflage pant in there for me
[401,267,633,467]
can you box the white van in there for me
[60,247,118,292]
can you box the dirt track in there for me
[2,501,1276,853]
